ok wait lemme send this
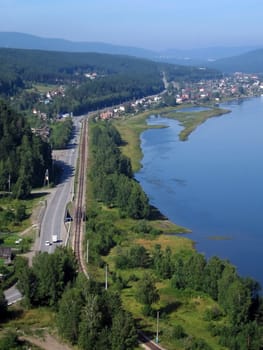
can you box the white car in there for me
[45,240,51,246]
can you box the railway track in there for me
[73,118,88,278]
[72,118,166,348]
[138,331,166,350]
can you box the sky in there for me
[1,0,263,50]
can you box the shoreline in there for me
[116,94,261,167]
[161,106,231,141]
[114,96,260,239]
[114,103,233,235]
[124,96,263,286]
[115,100,235,171]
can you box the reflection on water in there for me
[172,178,187,186]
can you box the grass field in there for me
[122,281,227,350]
[92,205,225,349]
[29,83,59,94]
[0,192,46,234]
[102,245,228,350]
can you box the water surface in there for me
[136,98,263,286]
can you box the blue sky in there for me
[1,0,263,50]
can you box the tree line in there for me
[86,121,151,266]
[49,117,73,149]
[164,64,222,82]
[152,246,263,349]
[1,247,137,350]
[112,242,263,348]
[64,72,164,115]
[0,100,52,198]
[90,121,150,219]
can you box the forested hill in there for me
[0,47,220,90]
[0,48,221,114]
[208,49,263,73]
[0,47,163,85]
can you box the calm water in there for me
[136,97,263,286]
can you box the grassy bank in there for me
[114,105,230,172]
[114,110,160,172]
[113,104,231,235]
[162,107,231,141]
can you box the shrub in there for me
[173,324,186,339]
[203,306,223,321]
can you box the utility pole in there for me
[105,264,108,290]
[156,310,159,344]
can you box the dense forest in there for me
[0,100,52,198]
[65,72,164,115]
[90,121,150,218]
[153,248,263,349]
[164,64,222,82]
[0,48,221,115]
[49,117,73,149]
[0,48,161,83]
[0,48,164,95]
[1,247,137,350]
[0,48,221,87]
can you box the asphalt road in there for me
[39,117,82,252]
[5,116,83,305]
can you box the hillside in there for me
[0,47,162,83]
[0,47,221,86]
[0,32,260,66]
[0,31,156,58]
[0,47,221,115]
[0,48,165,97]
[208,49,263,73]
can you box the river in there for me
[136,97,263,287]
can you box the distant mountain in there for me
[0,32,157,58]
[158,46,262,65]
[207,49,263,73]
[0,32,261,67]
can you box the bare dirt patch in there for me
[21,333,73,350]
